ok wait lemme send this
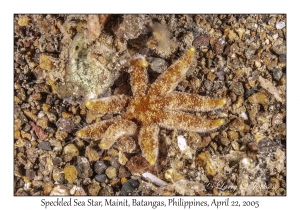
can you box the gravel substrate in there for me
[14,14,286,196]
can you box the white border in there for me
[3,1,297,209]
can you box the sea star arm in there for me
[165,92,227,112]
[84,95,129,114]
[138,124,160,165]
[99,119,138,149]
[158,110,225,133]
[129,56,149,96]
[75,116,120,140]
[148,46,195,96]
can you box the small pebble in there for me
[230,82,244,96]
[56,118,74,133]
[213,38,226,55]
[52,157,62,166]
[50,185,70,196]
[247,142,258,151]
[63,144,79,162]
[273,68,283,81]
[94,160,107,175]
[115,136,137,153]
[105,166,117,179]
[63,165,78,183]
[38,141,51,151]
[30,93,42,101]
[95,174,107,183]
[279,54,286,63]
[231,141,240,151]
[110,156,121,168]
[36,116,49,129]
[40,54,55,71]
[126,155,149,174]
[118,165,131,178]
[120,179,140,196]
[76,157,90,178]
[245,89,255,98]
[207,72,216,81]
[85,146,99,162]
[26,169,36,180]
[193,34,210,48]
[149,57,168,73]
[272,113,284,127]
[258,138,279,154]
[99,183,114,196]
[276,21,285,30]
[199,136,211,148]
[55,131,68,141]
[219,137,230,147]
[204,80,213,91]
[34,84,51,94]
[87,182,101,196]
[272,41,286,55]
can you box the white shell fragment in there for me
[142,172,168,187]
[276,21,286,30]
[258,76,283,102]
[239,112,248,120]
[177,135,187,151]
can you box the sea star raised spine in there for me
[76,46,227,165]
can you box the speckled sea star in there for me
[76,46,227,165]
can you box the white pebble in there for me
[177,135,187,151]
[239,112,248,120]
[276,21,286,30]
[142,172,167,187]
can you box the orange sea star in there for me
[76,46,227,165]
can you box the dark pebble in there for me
[94,160,107,175]
[223,45,230,56]
[23,123,31,132]
[272,68,283,81]
[213,38,226,55]
[110,156,121,168]
[45,127,56,134]
[245,89,255,98]
[95,174,107,183]
[77,157,90,178]
[52,157,62,166]
[118,165,131,178]
[56,173,66,184]
[258,138,280,154]
[26,169,36,180]
[56,118,74,133]
[38,141,51,151]
[120,179,140,196]
[247,142,258,151]
[279,54,286,63]
[193,34,210,48]
[46,94,57,105]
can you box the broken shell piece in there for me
[177,135,193,159]
[177,135,187,150]
[258,76,283,102]
[50,185,70,196]
[239,112,248,120]
[142,172,167,187]
[276,21,285,30]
